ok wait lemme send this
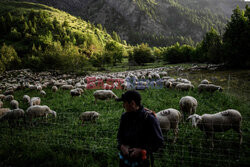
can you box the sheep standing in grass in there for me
[4,95,14,102]
[26,105,56,125]
[79,111,100,126]
[40,90,46,96]
[30,97,41,106]
[0,108,11,117]
[23,95,30,104]
[176,83,194,91]
[52,86,58,92]
[0,108,25,126]
[179,96,198,120]
[198,84,223,93]
[156,108,181,143]
[70,88,83,97]
[201,79,210,84]
[0,94,5,100]
[187,109,242,148]
[93,90,118,104]
[61,85,74,90]
[10,100,19,109]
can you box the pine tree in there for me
[223,6,250,68]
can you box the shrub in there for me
[131,43,155,65]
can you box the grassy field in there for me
[0,87,249,167]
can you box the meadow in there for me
[0,86,249,167]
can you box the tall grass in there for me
[0,88,249,167]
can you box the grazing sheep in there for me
[4,89,14,95]
[201,79,210,84]
[79,111,100,126]
[0,94,5,100]
[37,85,42,91]
[61,85,74,90]
[164,81,172,88]
[156,108,181,143]
[40,90,46,96]
[4,95,14,102]
[52,86,58,92]
[0,108,25,126]
[26,105,57,125]
[176,83,194,91]
[0,108,11,117]
[10,100,19,109]
[70,88,83,97]
[30,97,41,106]
[179,96,198,120]
[176,78,191,84]
[0,100,3,108]
[23,95,31,104]
[171,81,182,88]
[198,84,223,93]
[29,85,37,90]
[93,90,118,104]
[187,109,242,148]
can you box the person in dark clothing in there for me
[116,90,164,167]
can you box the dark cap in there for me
[116,90,141,105]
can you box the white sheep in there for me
[187,109,242,148]
[93,90,118,104]
[0,108,25,126]
[163,81,172,88]
[179,96,198,120]
[37,85,42,91]
[4,89,14,95]
[70,88,83,97]
[198,84,223,93]
[30,97,41,106]
[176,83,194,91]
[79,111,100,126]
[200,79,210,84]
[156,108,181,143]
[61,84,74,90]
[40,90,46,96]
[0,94,5,100]
[4,95,14,101]
[52,86,58,92]
[26,105,57,125]
[10,99,19,109]
[23,95,31,104]
[29,85,37,90]
[0,108,11,117]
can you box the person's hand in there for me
[129,148,142,158]
[120,145,129,156]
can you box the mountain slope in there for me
[7,0,249,46]
[0,1,127,72]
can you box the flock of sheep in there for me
[0,68,242,148]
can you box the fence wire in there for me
[0,115,249,167]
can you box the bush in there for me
[163,43,194,63]
[0,43,21,70]
[131,43,155,65]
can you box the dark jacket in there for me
[117,106,164,154]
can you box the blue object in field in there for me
[118,153,140,167]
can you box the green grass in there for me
[0,87,249,167]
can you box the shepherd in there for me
[116,90,164,167]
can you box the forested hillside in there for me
[12,0,248,46]
[0,1,127,72]
[0,1,249,73]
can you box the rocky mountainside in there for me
[13,0,248,46]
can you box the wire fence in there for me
[0,114,249,167]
